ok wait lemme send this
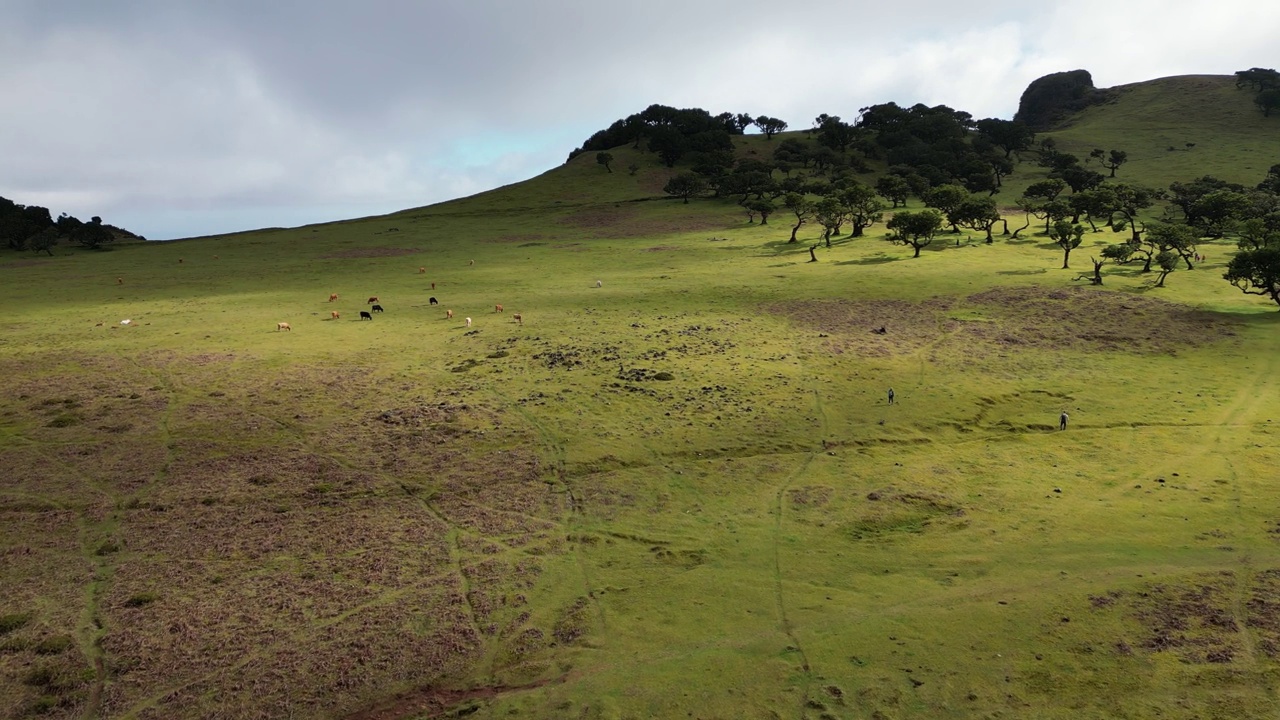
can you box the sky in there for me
[2,1,1277,240]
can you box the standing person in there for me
[1059,411,1069,431]
[888,388,895,405]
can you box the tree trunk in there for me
[1155,270,1170,287]
[912,243,922,258]
[789,221,801,242]
[985,225,994,243]
[1062,247,1071,269]
[760,215,769,225]
[1001,218,1010,236]
[808,244,818,262]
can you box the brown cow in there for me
[446,309,454,319]
[331,311,340,320]
[367,296,379,304]
[495,304,503,313]
[329,293,339,302]
[214,255,219,260]
[178,258,184,264]
[116,277,123,285]
[431,282,436,290]
[276,322,291,331]
[418,266,426,274]
[513,313,522,325]
[468,260,474,266]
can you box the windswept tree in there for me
[596,152,614,173]
[1225,246,1280,308]
[814,196,845,246]
[747,199,776,225]
[783,193,814,243]
[27,227,59,256]
[1109,183,1162,243]
[837,183,885,237]
[1046,220,1085,269]
[755,116,788,139]
[953,195,1002,242]
[885,209,943,258]
[1089,148,1128,177]
[816,116,858,153]
[1152,250,1179,287]
[663,173,706,204]
[1146,221,1199,270]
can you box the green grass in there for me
[1,75,1280,720]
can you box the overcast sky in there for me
[2,1,1276,240]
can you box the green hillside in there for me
[1,74,1279,720]
[1042,74,1279,189]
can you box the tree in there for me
[885,209,943,258]
[923,184,970,233]
[1056,165,1105,193]
[1256,89,1280,117]
[755,116,788,139]
[1108,183,1162,243]
[1046,220,1085,269]
[1088,148,1128,177]
[648,126,689,167]
[816,116,857,153]
[1146,221,1199,270]
[747,199,776,225]
[875,175,911,207]
[838,184,885,237]
[73,216,113,250]
[1258,164,1280,194]
[1153,250,1179,287]
[1188,189,1251,238]
[1225,246,1280,308]
[814,196,845,246]
[596,152,614,173]
[952,195,1001,242]
[1237,217,1280,250]
[663,173,706,203]
[27,227,58,256]
[975,118,1035,158]
[734,113,756,133]
[783,193,813,243]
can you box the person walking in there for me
[1059,411,1069,431]
[888,388,895,405]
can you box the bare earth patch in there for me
[320,247,421,259]
[769,287,1239,358]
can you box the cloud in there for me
[1,0,1276,238]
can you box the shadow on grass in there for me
[834,254,903,266]
[996,268,1049,275]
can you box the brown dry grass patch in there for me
[557,203,737,238]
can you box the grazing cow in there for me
[360,311,373,320]
[331,311,340,320]
[371,304,384,313]
[116,277,123,285]
[465,317,472,327]
[513,313,522,325]
[329,293,339,302]
[429,297,439,305]
[595,280,602,288]
[277,322,291,331]
[367,296,379,304]
[431,282,436,290]
[178,258,184,264]
[120,319,132,326]
[418,266,426,274]
[495,304,503,313]
[213,255,219,260]
[468,260,474,266]
[446,309,454,319]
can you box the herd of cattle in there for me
[277,283,523,331]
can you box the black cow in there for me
[371,304,384,313]
[360,311,373,320]
[429,297,439,305]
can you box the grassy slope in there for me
[1,77,1280,720]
